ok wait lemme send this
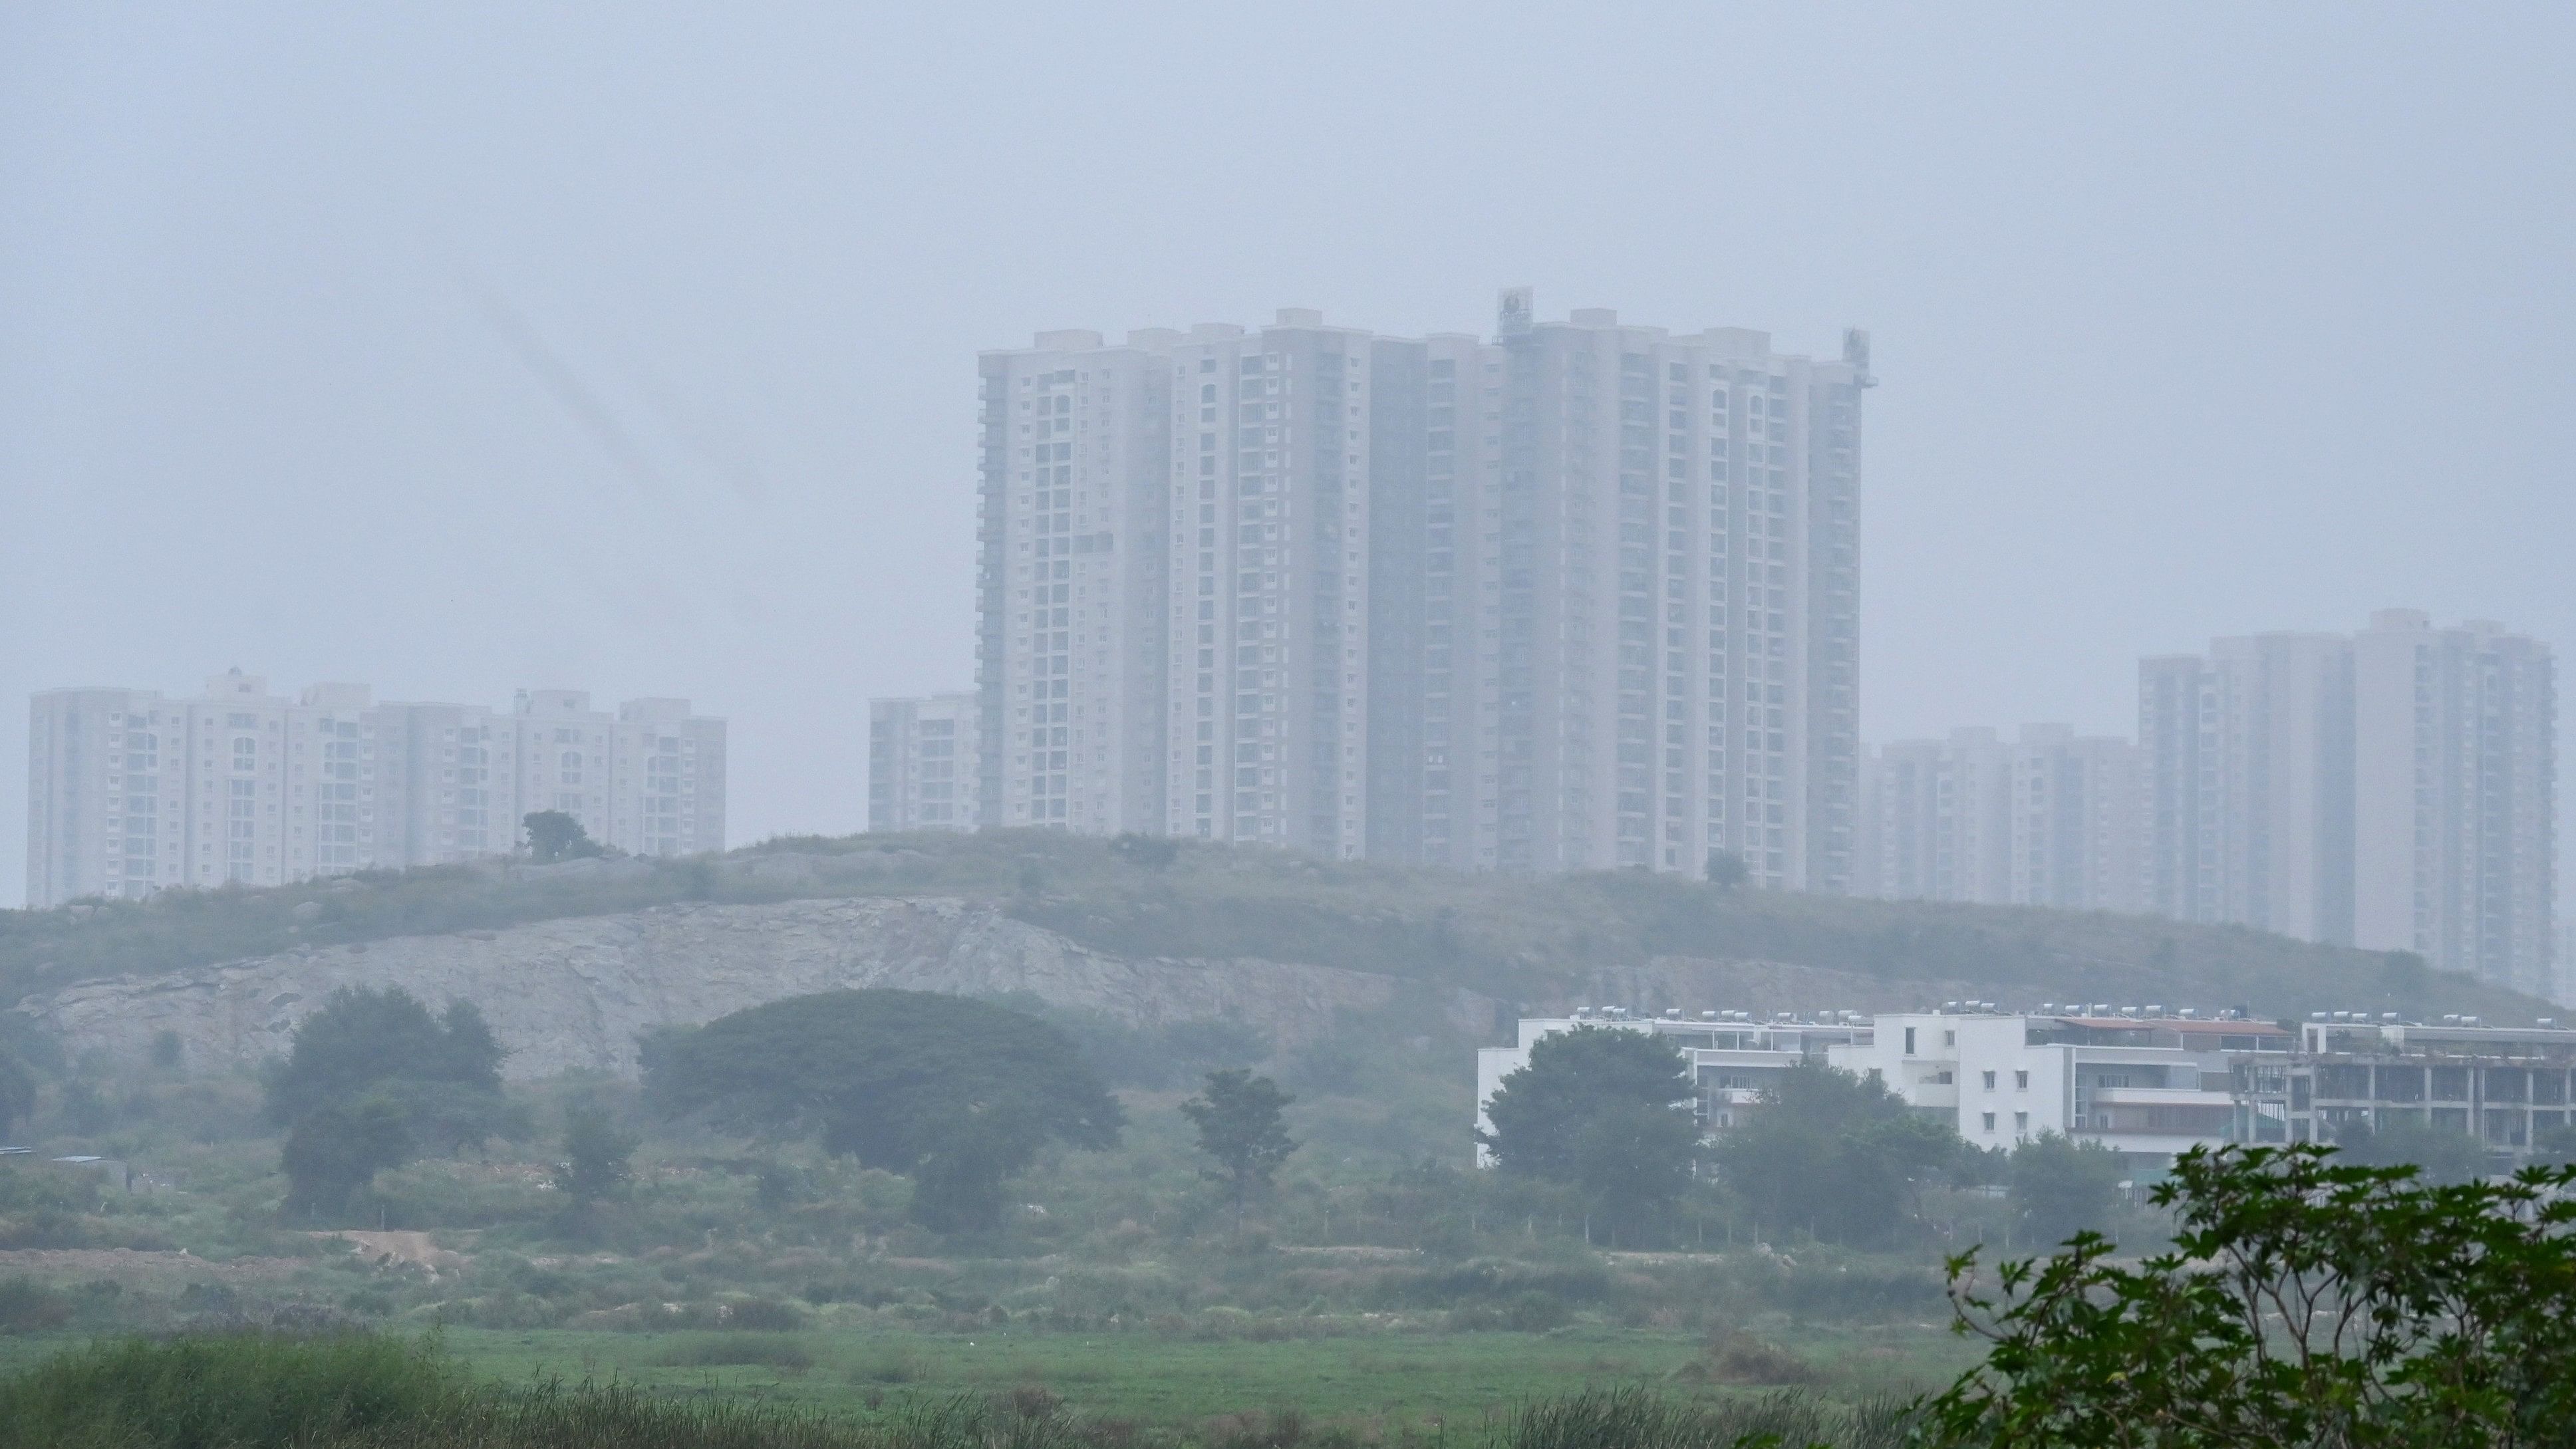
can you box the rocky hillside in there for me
[5,830,2558,1073]
[13,896,1498,1079]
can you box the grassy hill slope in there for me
[2,829,2553,1030]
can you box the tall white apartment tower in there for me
[609,698,727,858]
[2009,725,2142,913]
[509,690,617,847]
[971,297,1868,883]
[2352,610,2556,997]
[2139,634,2356,942]
[869,693,982,832]
[27,687,174,904]
[1858,724,2136,910]
[1461,300,1867,882]
[372,698,508,868]
[1157,313,1374,855]
[976,330,1172,836]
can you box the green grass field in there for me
[0,1323,1973,1430]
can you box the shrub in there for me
[0,1331,465,1446]
[0,1278,71,1335]
[654,1334,815,1371]
[723,1296,809,1331]
[1694,1331,1820,1386]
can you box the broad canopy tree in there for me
[266,986,519,1220]
[1711,1059,1961,1245]
[643,989,1123,1233]
[1477,1025,1700,1234]
[521,809,607,863]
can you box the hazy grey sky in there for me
[5,5,2571,908]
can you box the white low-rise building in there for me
[1830,1006,2291,1169]
[1475,1007,1868,1164]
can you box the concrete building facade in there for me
[974,295,1870,885]
[868,693,981,833]
[2139,612,2553,997]
[1830,1007,2289,1168]
[27,674,725,906]
[2351,610,2557,998]
[1858,725,2138,912]
[2235,1013,2576,1166]
[2140,634,2356,943]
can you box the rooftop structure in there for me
[2233,1014,2576,1166]
[1831,1007,2289,1170]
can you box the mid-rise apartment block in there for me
[868,693,981,832]
[26,673,725,907]
[974,294,1870,884]
[2140,612,2554,997]
[1831,1006,2289,1168]
[1858,725,2138,912]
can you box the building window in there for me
[1981,1113,1996,1132]
[1982,1071,1997,1090]
[2014,1112,2029,1134]
[2016,1071,2029,1090]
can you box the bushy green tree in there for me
[1479,1025,1698,1236]
[0,1052,33,1140]
[551,1105,639,1210]
[521,810,605,863]
[265,988,515,1219]
[1703,849,1749,888]
[1925,1144,2576,1447]
[1711,1061,1960,1244]
[265,989,505,1128]
[2009,1130,2126,1245]
[280,1100,412,1220]
[1182,1069,1297,1232]
[643,989,1123,1233]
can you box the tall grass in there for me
[0,1331,1918,1449]
[1503,1385,1916,1449]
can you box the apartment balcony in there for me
[2088,1086,2227,1109]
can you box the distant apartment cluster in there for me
[1861,610,2557,1000]
[877,293,1874,888]
[25,670,725,907]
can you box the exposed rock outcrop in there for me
[11,897,1492,1079]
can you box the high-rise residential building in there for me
[1858,725,2137,911]
[2138,611,2555,999]
[609,698,728,858]
[374,698,512,869]
[26,673,726,907]
[2351,610,2556,998]
[1392,303,1873,884]
[974,294,1870,884]
[2139,633,2356,943]
[2009,725,2142,913]
[1155,315,1375,855]
[976,330,1173,840]
[868,693,981,833]
[508,690,617,848]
